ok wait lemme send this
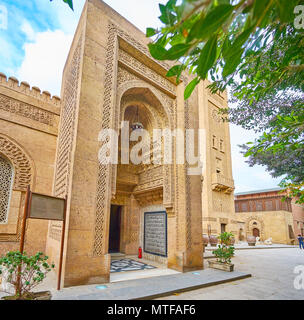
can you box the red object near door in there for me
[138,247,142,259]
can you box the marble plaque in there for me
[144,211,167,257]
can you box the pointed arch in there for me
[0,155,13,223]
[0,134,35,191]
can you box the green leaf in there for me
[63,0,73,11]
[159,4,176,26]
[233,26,255,50]
[166,43,191,60]
[223,25,255,60]
[146,28,157,37]
[187,5,234,42]
[148,43,169,60]
[222,48,244,77]
[197,34,218,80]
[170,34,186,46]
[184,77,199,100]
[166,65,183,77]
[252,0,269,23]
[275,0,298,23]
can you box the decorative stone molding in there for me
[0,134,34,191]
[134,188,163,206]
[118,50,176,96]
[54,34,83,199]
[52,34,83,241]
[0,192,25,242]
[93,24,117,256]
[0,73,61,107]
[211,173,235,194]
[115,27,172,74]
[0,156,13,223]
[202,217,217,222]
[138,166,162,185]
[0,94,56,126]
[219,218,229,224]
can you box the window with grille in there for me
[241,202,248,212]
[256,201,263,211]
[265,200,273,211]
[0,156,13,223]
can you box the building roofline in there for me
[234,187,284,196]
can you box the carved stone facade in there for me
[0,68,60,255]
[0,0,237,287]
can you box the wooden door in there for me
[253,228,260,237]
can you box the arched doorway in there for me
[253,228,260,237]
[109,87,171,260]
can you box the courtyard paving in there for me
[1,247,303,300]
[157,247,304,300]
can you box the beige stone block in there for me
[68,205,96,230]
[84,37,107,66]
[64,254,110,287]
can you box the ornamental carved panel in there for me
[52,34,83,241]
[0,156,13,223]
[0,94,55,126]
[0,134,33,191]
[54,34,83,199]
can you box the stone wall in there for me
[291,200,304,240]
[0,73,60,256]
[235,210,295,244]
[198,81,236,240]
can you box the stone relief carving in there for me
[0,192,25,242]
[51,34,83,241]
[0,135,33,191]
[0,94,55,126]
[93,24,117,256]
[54,35,83,199]
[118,50,176,96]
[0,156,13,223]
[93,22,182,256]
[0,136,32,241]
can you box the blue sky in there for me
[0,0,282,192]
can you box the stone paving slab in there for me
[206,244,297,251]
[52,269,251,300]
[157,248,304,300]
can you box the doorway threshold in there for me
[110,255,180,283]
[110,252,126,260]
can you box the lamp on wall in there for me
[131,106,144,131]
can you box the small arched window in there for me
[0,155,13,224]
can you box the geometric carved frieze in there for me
[54,34,83,200]
[0,94,55,126]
